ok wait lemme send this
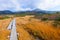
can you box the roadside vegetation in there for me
[34,12,60,28]
[16,15,60,40]
[0,11,60,40]
[0,16,10,20]
[0,18,11,40]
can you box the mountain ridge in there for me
[0,9,59,14]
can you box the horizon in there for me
[0,0,60,12]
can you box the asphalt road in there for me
[7,18,18,40]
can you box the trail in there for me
[7,18,18,40]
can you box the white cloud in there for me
[10,0,21,11]
[0,0,21,11]
[36,0,60,10]
[18,8,33,11]
[0,0,60,11]
[9,0,32,11]
[0,0,15,10]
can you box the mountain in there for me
[32,9,56,14]
[0,9,57,15]
[0,10,14,15]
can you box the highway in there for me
[7,18,18,40]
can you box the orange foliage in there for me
[16,20,35,40]
[0,16,3,19]
[0,18,11,40]
[0,29,10,40]
[25,21,60,40]
[16,17,60,40]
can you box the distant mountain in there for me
[0,10,14,15]
[0,9,58,15]
[32,9,56,14]
[33,9,43,11]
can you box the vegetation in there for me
[52,21,60,27]
[0,11,60,40]
[16,17,60,40]
[0,18,11,40]
[41,18,48,21]
[14,14,27,17]
[0,16,10,20]
[54,17,60,21]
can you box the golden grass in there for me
[16,17,60,40]
[0,29,10,40]
[0,18,12,40]
[16,17,35,40]
[16,25,35,40]
[25,21,60,40]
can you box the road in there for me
[7,18,18,40]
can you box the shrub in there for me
[52,21,60,28]
[54,17,60,21]
[0,16,10,20]
[41,18,48,21]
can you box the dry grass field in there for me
[0,18,12,40]
[16,16,60,40]
[0,15,60,40]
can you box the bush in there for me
[52,21,60,27]
[41,18,48,21]
[14,13,28,17]
[0,16,10,20]
[54,17,60,21]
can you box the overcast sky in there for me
[0,0,60,11]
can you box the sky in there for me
[0,0,60,11]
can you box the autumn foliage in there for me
[0,18,11,40]
[16,17,60,40]
[0,16,60,40]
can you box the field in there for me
[0,16,12,40]
[16,15,60,40]
[0,14,60,40]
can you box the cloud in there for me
[10,0,21,11]
[0,0,15,10]
[48,5,60,11]
[0,0,60,11]
[35,0,60,10]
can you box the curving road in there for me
[7,18,18,40]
